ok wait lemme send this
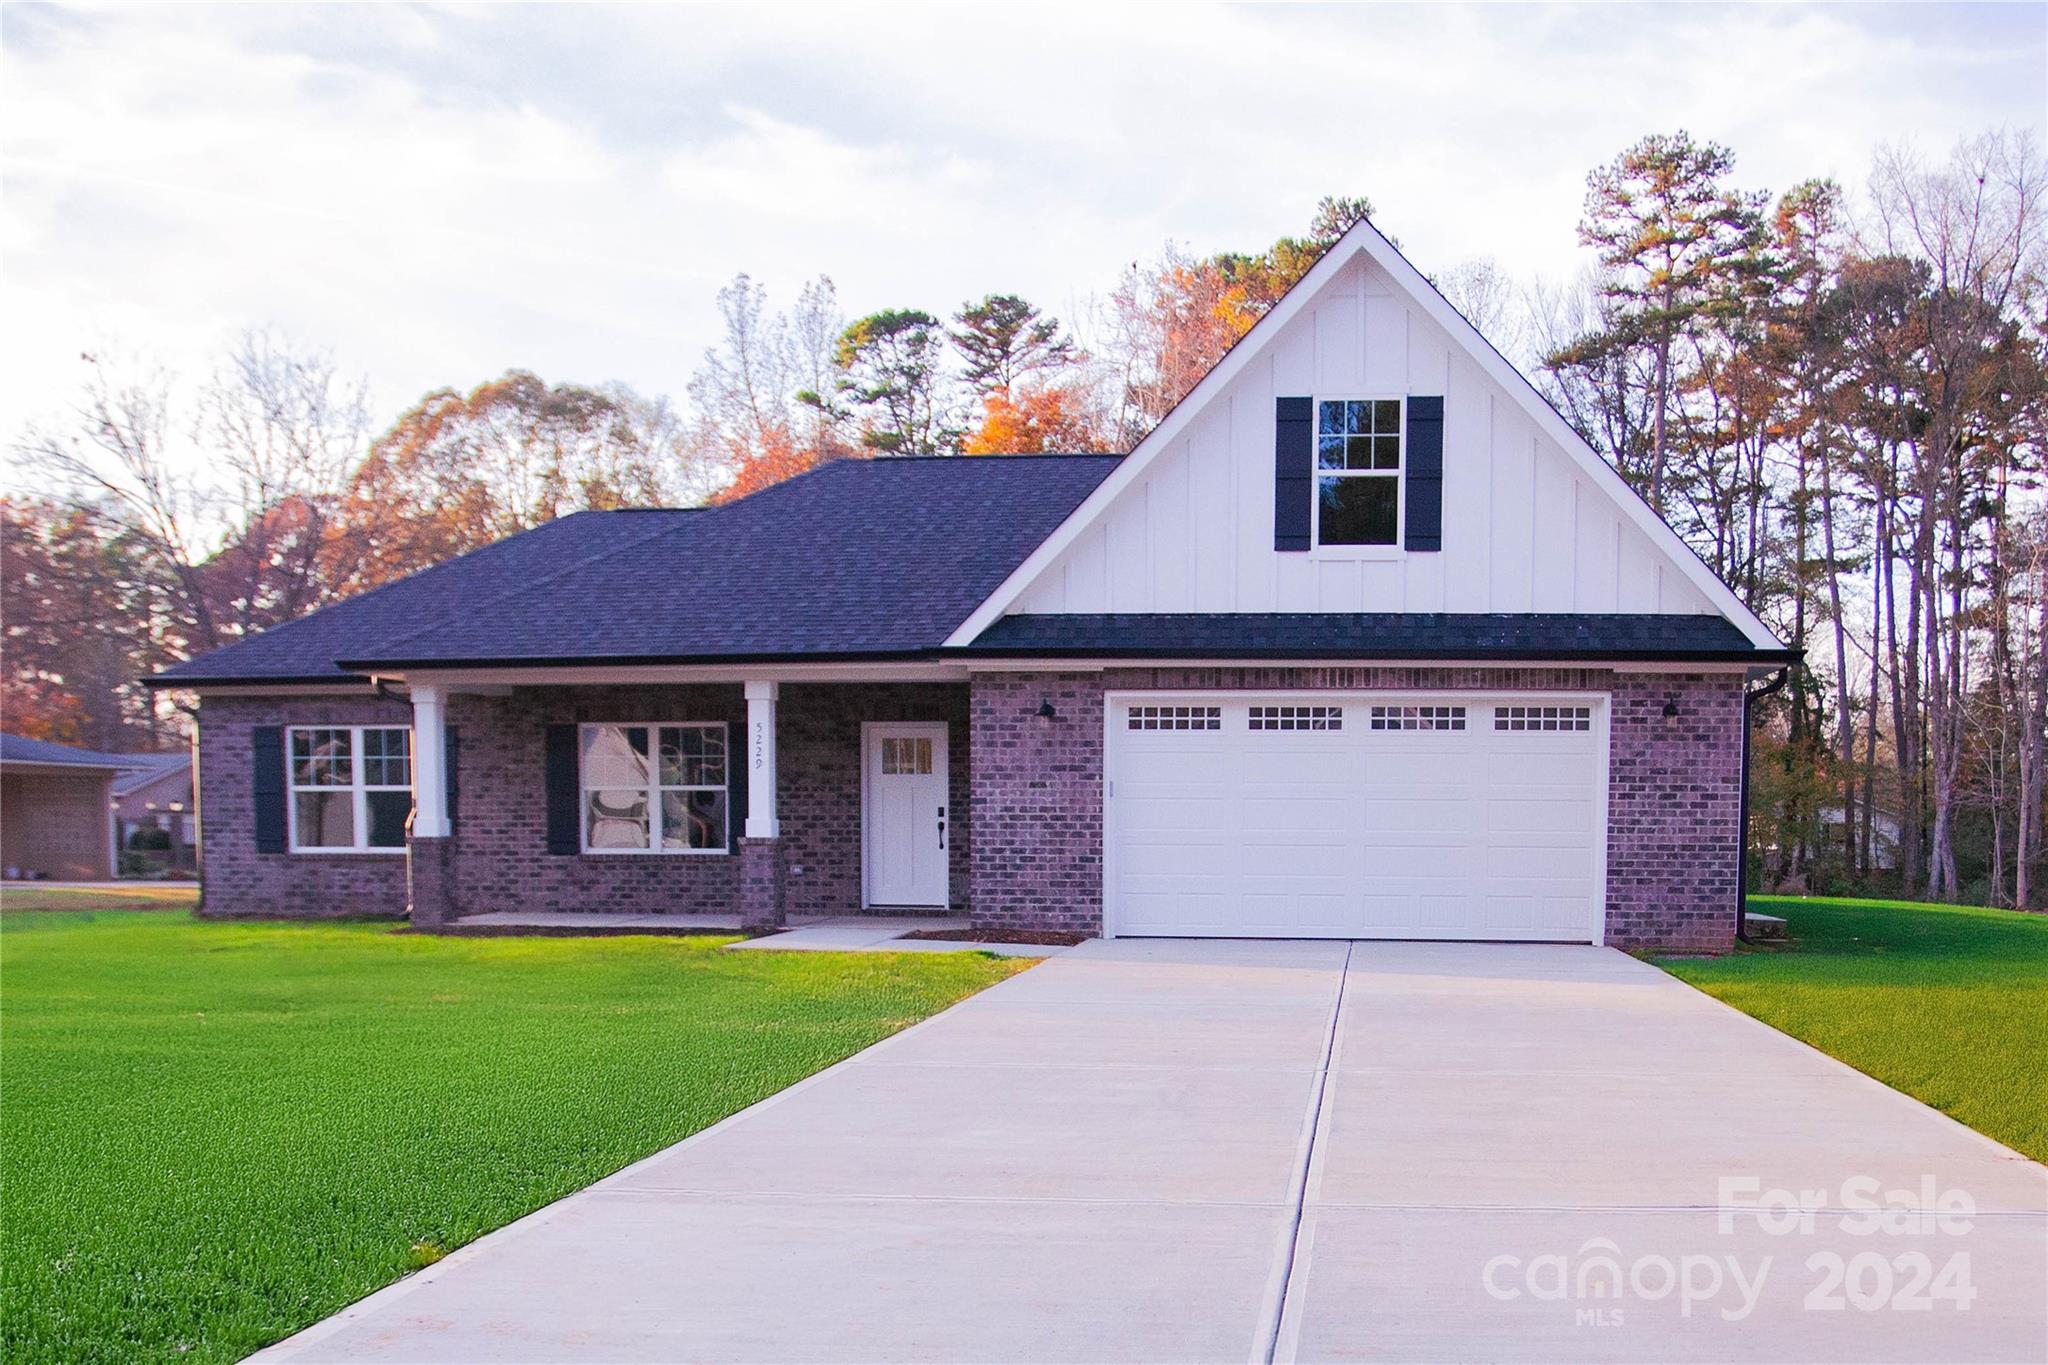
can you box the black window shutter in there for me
[1405,395,1445,552]
[543,724,579,855]
[443,725,459,835]
[726,720,746,853]
[252,726,286,854]
[1273,396,1313,551]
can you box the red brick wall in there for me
[198,683,969,919]
[967,673,1107,933]
[196,693,415,917]
[204,669,1744,950]
[1605,672,1746,953]
[968,667,1746,952]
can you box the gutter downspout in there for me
[1737,666,1792,944]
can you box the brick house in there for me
[151,219,1793,951]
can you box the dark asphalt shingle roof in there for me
[154,456,1122,682]
[152,509,701,684]
[111,753,194,798]
[959,612,1789,662]
[1,733,160,769]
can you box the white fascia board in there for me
[944,217,1785,653]
[387,661,970,688]
[956,656,1755,675]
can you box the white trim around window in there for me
[578,721,730,855]
[287,725,413,853]
[1311,394,1404,555]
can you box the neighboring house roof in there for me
[152,456,1121,683]
[111,753,193,799]
[959,612,1775,662]
[1,733,153,771]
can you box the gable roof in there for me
[0,733,155,770]
[111,753,194,798]
[943,217,1786,652]
[152,455,1121,684]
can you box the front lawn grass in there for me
[1,882,199,913]
[0,909,1028,1363]
[1655,896,2048,1163]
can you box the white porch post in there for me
[744,680,779,839]
[410,682,451,839]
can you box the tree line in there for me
[6,131,2043,910]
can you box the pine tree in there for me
[950,295,1075,395]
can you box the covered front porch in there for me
[396,665,976,931]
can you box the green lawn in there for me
[1656,896,2048,1163]
[0,906,1027,1364]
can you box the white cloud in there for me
[2,1,2041,469]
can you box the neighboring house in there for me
[1817,804,1903,871]
[149,220,1793,952]
[113,752,199,874]
[1,733,125,880]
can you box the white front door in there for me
[864,722,950,907]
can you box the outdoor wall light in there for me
[1662,698,1681,718]
[1037,699,1058,722]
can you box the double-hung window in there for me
[289,726,413,852]
[1315,398,1402,547]
[580,723,729,853]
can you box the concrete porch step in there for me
[441,910,766,936]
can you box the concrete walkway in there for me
[256,941,2045,1363]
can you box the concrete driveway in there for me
[259,940,2046,1363]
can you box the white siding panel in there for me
[1190,407,1235,607]
[1488,417,1536,611]
[1573,479,1617,612]
[1066,526,1111,612]
[1530,452,1576,611]
[1362,295,1407,393]
[1001,248,1728,625]
[1316,291,1364,393]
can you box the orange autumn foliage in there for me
[711,427,856,504]
[962,386,1108,455]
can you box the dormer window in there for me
[1314,398,1402,547]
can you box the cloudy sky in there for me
[2,2,2043,459]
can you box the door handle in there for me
[937,806,947,850]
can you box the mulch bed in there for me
[899,928,1092,947]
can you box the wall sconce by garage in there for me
[1037,699,1058,723]
[1662,697,1681,719]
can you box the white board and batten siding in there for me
[1008,254,1715,620]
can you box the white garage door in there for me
[1106,694,1605,942]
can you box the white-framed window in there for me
[1314,397,1403,548]
[1368,705,1466,731]
[1495,705,1592,732]
[580,722,729,853]
[1128,705,1221,731]
[1249,705,1344,731]
[288,726,413,852]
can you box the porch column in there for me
[410,683,451,838]
[743,680,779,839]
[407,682,456,928]
[739,680,785,930]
